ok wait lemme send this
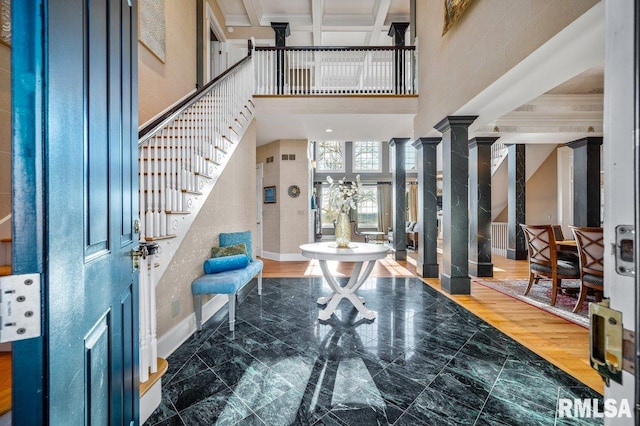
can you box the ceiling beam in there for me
[365,0,391,45]
[242,0,263,27]
[311,0,324,46]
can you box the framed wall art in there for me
[263,186,276,204]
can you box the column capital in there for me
[388,22,410,45]
[270,22,291,46]
[565,136,603,149]
[434,116,478,133]
[469,136,500,149]
[412,137,441,149]
[389,137,411,147]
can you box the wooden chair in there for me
[520,224,580,306]
[569,226,604,313]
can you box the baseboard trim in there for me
[261,251,307,261]
[140,379,162,425]
[157,294,226,359]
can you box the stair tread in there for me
[0,352,11,416]
[145,235,177,242]
[0,265,11,277]
[140,357,168,397]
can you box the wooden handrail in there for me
[138,52,252,142]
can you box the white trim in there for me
[140,380,162,425]
[261,251,308,261]
[206,3,226,43]
[206,2,227,81]
[157,294,226,359]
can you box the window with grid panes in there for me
[353,141,381,172]
[356,186,378,227]
[316,141,345,172]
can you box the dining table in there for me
[299,241,389,320]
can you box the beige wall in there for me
[257,140,310,256]
[526,147,559,224]
[155,121,257,336]
[0,43,10,218]
[138,1,197,125]
[257,142,281,254]
[414,0,599,137]
[493,147,559,224]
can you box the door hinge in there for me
[0,273,41,343]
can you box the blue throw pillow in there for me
[203,254,249,274]
[219,231,253,261]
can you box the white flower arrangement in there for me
[326,175,364,214]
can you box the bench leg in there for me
[193,294,203,331]
[228,293,236,332]
[258,271,263,296]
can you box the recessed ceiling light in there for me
[227,26,234,33]
[325,128,333,133]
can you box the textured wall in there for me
[0,43,10,218]
[138,1,197,125]
[414,0,599,137]
[155,121,257,336]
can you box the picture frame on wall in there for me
[264,186,276,204]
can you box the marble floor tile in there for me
[145,277,603,426]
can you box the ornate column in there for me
[468,137,498,277]
[566,137,603,227]
[506,144,527,260]
[434,116,477,294]
[389,138,410,261]
[388,22,409,94]
[270,22,290,94]
[412,137,440,277]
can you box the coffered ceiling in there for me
[213,1,604,148]
[215,0,410,46]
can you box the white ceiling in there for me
[216,0,410,46]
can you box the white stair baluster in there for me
[158,129,167,237]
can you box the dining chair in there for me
[569,226,604,313]
[520,224,581,306]
[552,224,579,263]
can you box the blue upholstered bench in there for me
[191,231,263,332]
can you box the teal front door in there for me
[12,1,139,424]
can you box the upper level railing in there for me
[253,45,417,96]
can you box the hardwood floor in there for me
[0,352,11,416]
[260,251,604,395]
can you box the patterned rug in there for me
[474,277,589,328]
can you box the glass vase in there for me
[335,212,351,248]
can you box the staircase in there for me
[136,52,255,420]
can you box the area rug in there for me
[474,278,589,328]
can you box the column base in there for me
[468,261,493,277]
[506,249,528,260]
[417,262,439,278]
[393,249,407,261]
[440,273,470,294]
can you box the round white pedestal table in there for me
[299,242,388,320]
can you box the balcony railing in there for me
[254,45,417,96]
